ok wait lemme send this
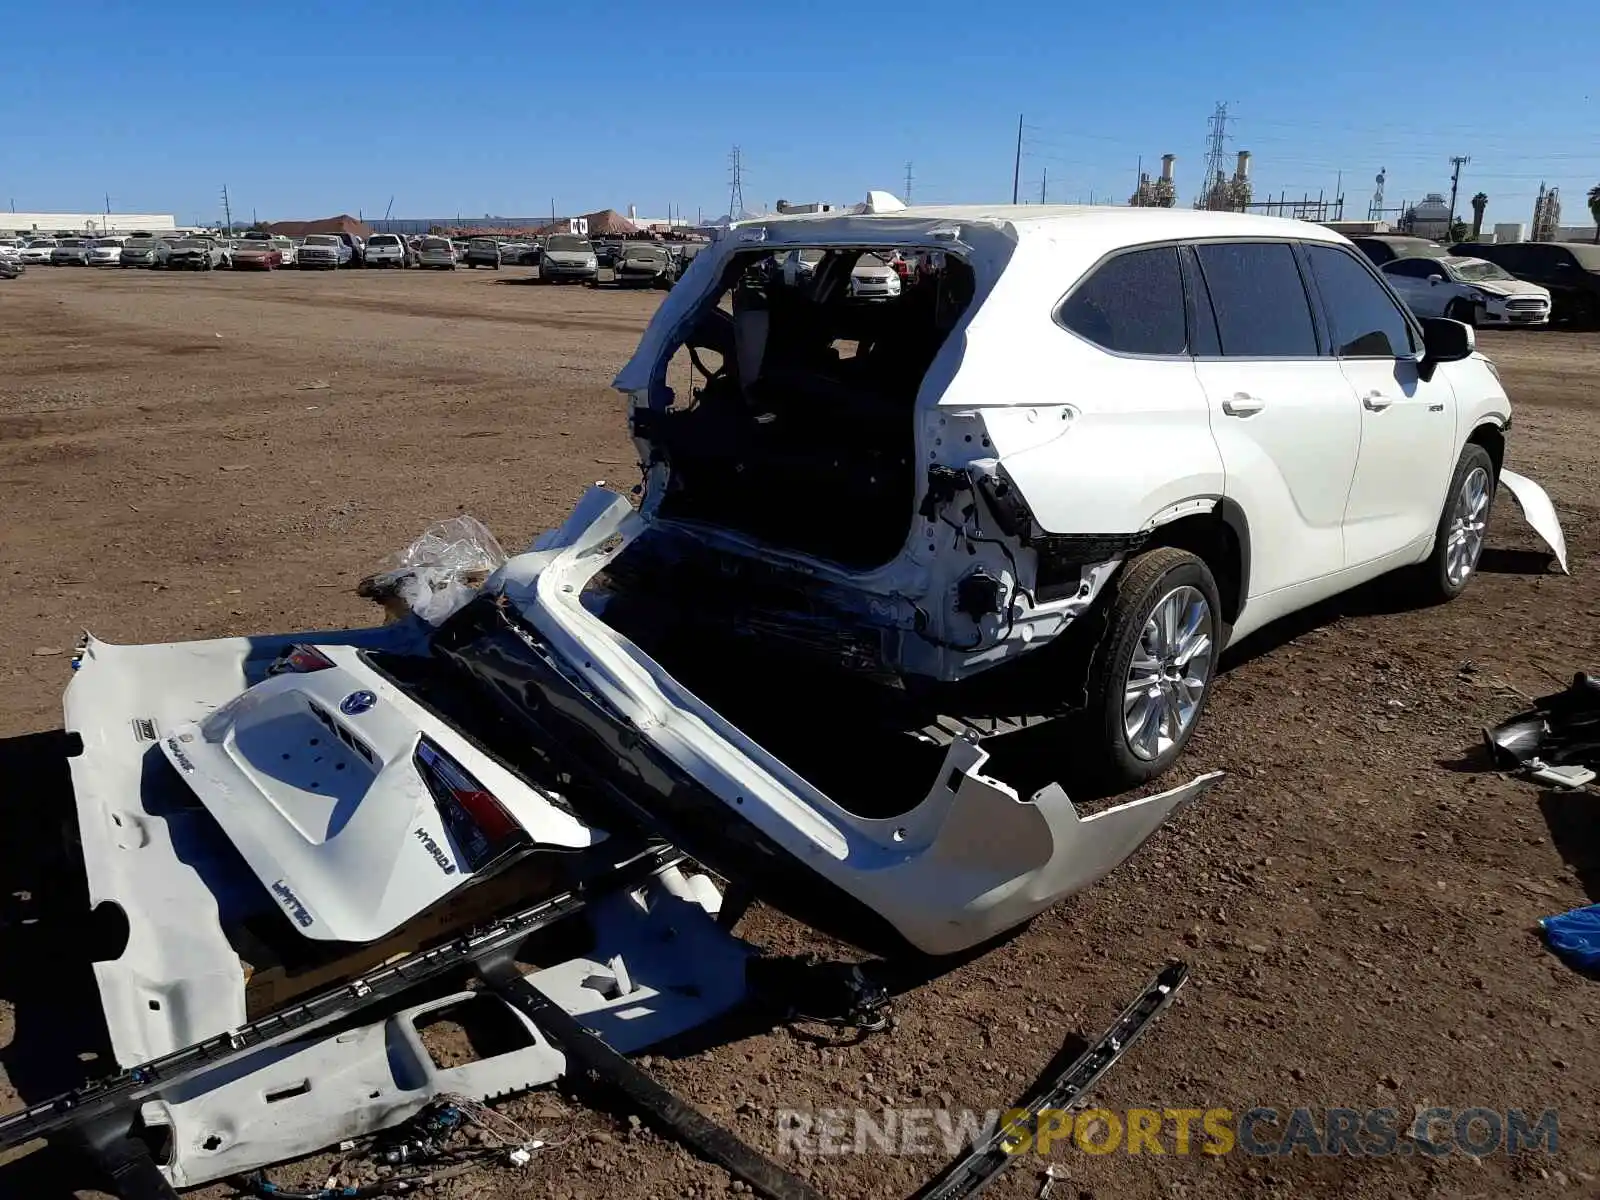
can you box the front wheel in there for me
[1417,443,1494,603]
[1082,548,1222,788]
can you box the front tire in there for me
[1082,548,1221,788]
[1417,443,1494,603]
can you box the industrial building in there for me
[0,212,176,236]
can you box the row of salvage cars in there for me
[0,232,301,271]
[3,200,1574,1197]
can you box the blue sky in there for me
[3,0,1595,229]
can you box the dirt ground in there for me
[1,265,1597,1200]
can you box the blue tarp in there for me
[1541,904,1600,973]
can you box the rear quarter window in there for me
[1058,246,1187,355]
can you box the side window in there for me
[1058,246,1187,355]
[1494,246,1529,272]
[1192,242,1319,357]
[1303,244,1417,358]
[1385,258,1440,279]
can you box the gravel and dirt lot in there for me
[1,265,1597,1200]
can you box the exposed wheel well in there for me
[1467,422,1505,480]
[1142,509,1245,625]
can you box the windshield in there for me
[174,239,206,248]
[369,235,400,247]
[470,238,498,249]
[125,238,154,249]
[58,239,85,247]
[304,235,339,246]
[420,237,450,250]
[546,236,590,253]
[1450,259,1514,282]
[624,245,665,259]
[92,239,121,248]
[27,239,55,247]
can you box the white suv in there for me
[597,207,1566,787]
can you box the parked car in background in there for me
[1449,240,1600,327]
[541,234,598,283]
[118,236,166,268]
[342,232,367,266]
[613,241,677,289]
[364,233,414,268]
[1349,235,1450,267]
[595,241,621,268]
[416,236,457,269]
[451,239,469,262]
[464,237,502,269]
[778,247,825,286]
[231,240,285,271]
[0,241,23,278]
[848,252,903,299]
[1381,255,1551,326]
[297,234,352,270]
[19,238,58,266]
[271,236,297,267]
[166,237,230,271]
[88,237,127,266]
[502,240,540,265]
[51,237,92,266]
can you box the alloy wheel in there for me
[1445,466,1491,586]
[1123,585,1214,762]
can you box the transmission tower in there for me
[727,146,745,220]
[904,161,913,204]
[1195,102,1231,209]
[220,184,233,233]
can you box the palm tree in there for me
[1589,183,1600,242]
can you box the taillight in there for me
[269,643,336,675]
[415,737,527,871]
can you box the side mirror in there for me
[1417,315,1474,381]
[1428,275,1445,284]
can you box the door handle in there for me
[1221,393,1265,417]
[1361,391,1393,412]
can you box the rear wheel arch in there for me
[1139,502,1248,628]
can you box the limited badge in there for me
[339,690,377,716]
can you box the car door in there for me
[1302,242,1457,567]
[1188,240,1360,595]
[1381,257,1452,316]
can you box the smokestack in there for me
[1235,150,1251,180]
[628,204,636,220]
[1160,154,1176,182]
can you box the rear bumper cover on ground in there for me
[485,488,1220,957]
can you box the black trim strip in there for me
[485,961,827,1200]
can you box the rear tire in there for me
[1081,548,1222,789]
[1416,443,1494,604]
